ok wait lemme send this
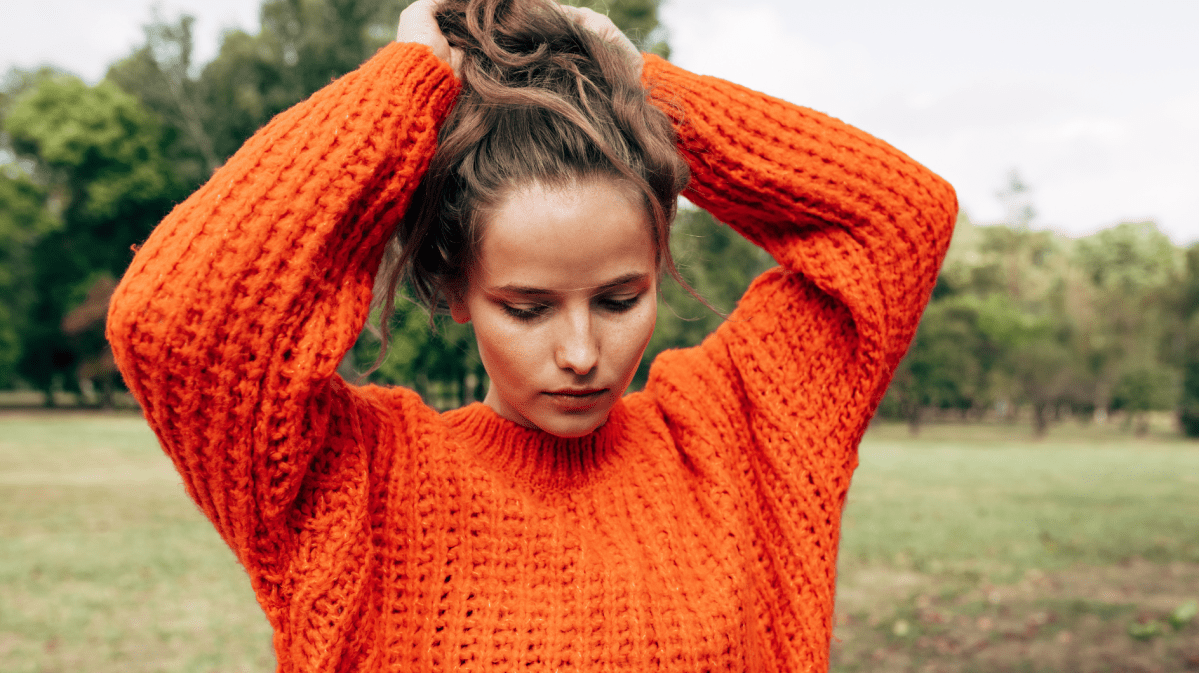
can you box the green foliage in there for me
[110,0,668,176]
[358,305,485,409]
[105,15,220,187]
[5,76,179,265]
[885,296,988,425]
[1075,221,1178,294]
[7,77,172,224]
[1127,619,1163,641]
[0,173,59,387]
[1180,359,1199,436]
[193,0,406,162]
[1111,365,1177,413]
[1176,245,1199,436]
[3,75,180,400]
[885,207,1184,436]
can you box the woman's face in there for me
[451,176,658,438]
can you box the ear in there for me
[445,272,473,324]
[449,300,471,325]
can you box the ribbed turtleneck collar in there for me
[442,398,633,493]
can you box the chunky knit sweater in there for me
[108,42,956,672]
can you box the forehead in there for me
[475,178,656,289]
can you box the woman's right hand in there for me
[397,0,464,79]
[558,5,642,77]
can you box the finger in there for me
[558,6,603,31]
[557,6,642,76]
[397,0,461,77]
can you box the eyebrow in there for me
[491,272,650,297]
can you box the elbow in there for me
[105,271,162,385]
[928,172,959,247]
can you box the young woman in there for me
[107,0,957,670]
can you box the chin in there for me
[528,404,612,438]
[535,412,609,438]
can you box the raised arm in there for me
[106,42,459,554]
[635,58,955,668]
[645,54,956,365]
[640,53,956,468]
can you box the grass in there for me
[0,414,273,673]
[841,422,1199,581]
[835,420,1199,672]
[1,413,1197,672]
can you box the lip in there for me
[545,388,606,396]
[543,388,608,411]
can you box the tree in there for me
[0,172,58,387]
[1176,245,1199,436]
[1111,363,1176,436]
[1072,221,1179,417]
[884,295,989,434]
[112,0,670,177]
[914,204,1085,434]
[5,75,181,403]
[106,14,220,188]
[356,305,486,410]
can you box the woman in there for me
[107,0,957,670]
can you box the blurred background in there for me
[1,0,1196,671]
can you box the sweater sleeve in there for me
[641,54,957,478]
[106,43,458,554]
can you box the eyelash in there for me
[599,296,639,313]
[502,304,549,321]
[501,296,641,321]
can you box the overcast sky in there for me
[2,0,1197,242]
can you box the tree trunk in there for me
[1134,412,1150,437]
[473,362,487,403]
[99,375,114,410]
[1032,402,1049,438]
[907,405,923,437]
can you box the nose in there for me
[554,306,598,376]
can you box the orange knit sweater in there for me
[108,42,956,672]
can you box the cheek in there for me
[617,301,657,368]
[473,313,542,384]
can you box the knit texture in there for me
[108,42,957,672]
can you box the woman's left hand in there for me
[397,0,465,79]
[559,5,643,77]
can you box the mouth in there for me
[546,388,606,397]
[543,388,608,410]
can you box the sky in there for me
[2,0,1197,242]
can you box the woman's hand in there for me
[397,0,464,79]
[559,5,643,77]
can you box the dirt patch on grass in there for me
[831,558,1199,673]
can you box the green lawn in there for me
[2,414,1197,672]
[0,415,273,673]
[842,423,1199,581]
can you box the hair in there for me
[370,0,691,365]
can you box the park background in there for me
[1,0,1197,671]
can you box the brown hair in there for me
[371,0,690,358]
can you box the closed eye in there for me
[597,295,641,313]
[501,303,550,321]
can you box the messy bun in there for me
[372,0,690,348]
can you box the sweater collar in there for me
[442,398,632,493]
